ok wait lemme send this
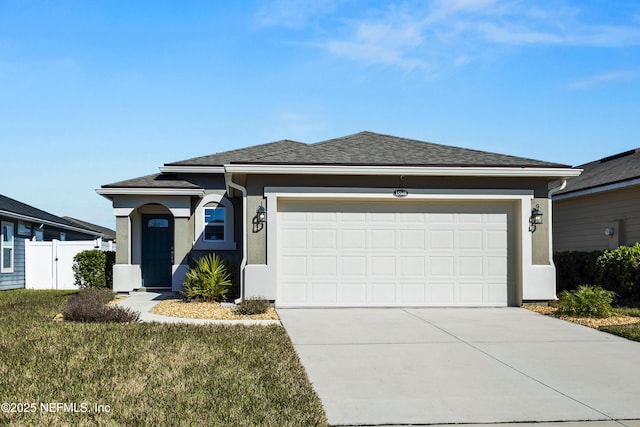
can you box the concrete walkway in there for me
[114,292,280,325]
[279,307,640,426]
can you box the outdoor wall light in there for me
[256,205,267,224]
[529,204,543,233]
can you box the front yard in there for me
[0,290,327,426]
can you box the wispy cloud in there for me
[255,1,640,72]
[568,71,635,89]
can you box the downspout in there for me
[225,171,247,302]
[547,179,568,265]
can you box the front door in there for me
[141,214,174,287]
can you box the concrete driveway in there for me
[278,308,640,426]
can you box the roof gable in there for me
[102,173,203,189]
[556,148,640,195]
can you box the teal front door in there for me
[141,214,174,287]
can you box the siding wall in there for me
[553,186,640,252]
[0,238,25,290]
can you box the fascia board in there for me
[553,177,640,200]
[159,166,225,174]
[0,210,103,237]
[223,164,582,178]
[96,188,205,197]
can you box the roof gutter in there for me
[96,188,205,198]
[553,176,640,201]
[160,166,226,174]
[223,164,583,178]
[224,172,247,303]
[0,210,103,237]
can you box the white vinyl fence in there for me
[25,239,115,290]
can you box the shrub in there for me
[597,243,640,304]
[554,251,603,294]
[182,254,233,302]
[73,250,108,288]
[105,251,116,288]
[62,288,139,323]
[235,296,270,316]
[556,285,615,318]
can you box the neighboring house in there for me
[97,131,580,307]
[62,216,116,242]
[0,194,104,290]
[553,148,640,252]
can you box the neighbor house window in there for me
[1,222,14,273]
[204,206,225,241]
[60,232,66,241]
[17,221,32,237]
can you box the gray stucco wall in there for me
[245,174,553,266]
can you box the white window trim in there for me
[194,194,236,250]
[1,221,15,273]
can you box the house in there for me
[0,194,105,290]
[553,148,640,252]
[97,131,580,307]
[62,216,117,242]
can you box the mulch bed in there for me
[151,299,279,321]
[523,305,640,329]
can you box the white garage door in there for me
[277,200,508,307]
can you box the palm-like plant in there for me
[182,254,233,302]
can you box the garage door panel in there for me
[371,230,395,248]
[341,256,367,276]
[370,283,395,304]
[487,284,507,304]
[430,285,455,305]
[458,230,483,249]
[459,284,483,304]
[278,201,508,307]
[341,229,366,248]
[281,255,307,275]
[431,257,455,276]
[341,283,367,304]
[281,228,306,249]
[399,283,426,304]
[371,256,396,275]
[280,282,307,304]
[310,283,337,304]
[311,256,337,276]
[429,230,455,249]
[400,256,426,276]
[487,257,508,276]
[487,230,508,249]
[311,229,337,249]
[458,256,484,276]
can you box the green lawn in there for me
[0,290,327,426]
[601,308,640,342]
[600,323,640,342]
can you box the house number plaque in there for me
[393,189,408,197]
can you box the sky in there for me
[1,0,639,230]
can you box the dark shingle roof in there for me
[102,173,203,189]
[556,148,640,195]
[0,194,94,232]
[168,131,568,168]
[63,217,116,241]
[249,132,569,167]
[103,131,572,189]
[166,140,306,166]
